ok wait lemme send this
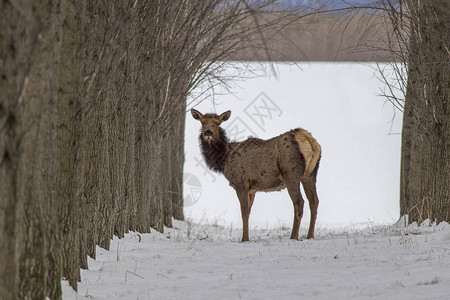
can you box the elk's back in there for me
[223,129,321,192]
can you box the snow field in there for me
[184,62,403,228]
[62,219,450,300]
[60,62,443,300]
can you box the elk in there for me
[191,109,321,242]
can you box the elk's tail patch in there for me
[293,129,321,178]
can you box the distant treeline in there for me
[227,12,398,62]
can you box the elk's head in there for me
[191,109,231,144]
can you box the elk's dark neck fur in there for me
[199,127,230,173]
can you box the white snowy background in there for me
[184,62,402,228]
[62,63,450,300]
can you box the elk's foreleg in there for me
[237,190,252,242]
[248,193,255,215]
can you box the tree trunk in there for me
[171,101,186,221]
[2,0,272,297]
[5,1,61,298]
[400,0,450,223]
[0,0,22,296]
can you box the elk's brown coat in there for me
[192,109,321,242]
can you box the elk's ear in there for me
[219,110,231,123]
[191,109,203,121]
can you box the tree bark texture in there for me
[400,0,450,224]
[1,1,192,298]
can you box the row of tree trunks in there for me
[1,0,187,298]
[400,0,450,224]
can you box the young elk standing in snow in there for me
[191,109,322,242]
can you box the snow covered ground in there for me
[61,63,441,299]
[62,219,450,299]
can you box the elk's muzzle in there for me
[204,129,213,142]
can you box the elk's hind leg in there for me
[285,181,305,240]
[302,175,319,239]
